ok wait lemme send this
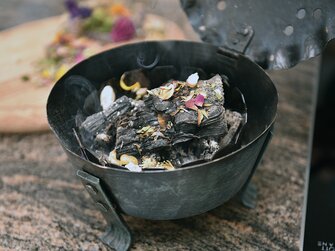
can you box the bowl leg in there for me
[238,128,274,208]
[77,170,132,251]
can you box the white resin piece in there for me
[100,85,116,110]
[125,162,142,172]
[186,72,199,87]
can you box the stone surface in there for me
[0,58,318,250]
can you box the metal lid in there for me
[181,0,335,69]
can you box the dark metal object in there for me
[77,170,132,251]
[180,0,335,69]
[47,41,278,250]
[238,129,273,208]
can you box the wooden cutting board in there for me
[0,15,186,133]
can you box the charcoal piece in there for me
[115,127,140,157]
[197,119,227,138]
[194,138,220,160]
[114,99,169,157]
[79,96,133,153]
[80,96,132,135]
[128,110,158,129]
[200,105,224,126]
[173,145,200,167]
[151,96,176,113]
[141,138,170,152]
[174,111,197,133]
[172,133,198,145]
[198,74,225,105]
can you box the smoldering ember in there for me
[78,73,247,172]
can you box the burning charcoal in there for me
[115,127,140,157]
[197,117,227,139]
[79,96,133,159]
[220,110,243,147]
[198,74,225,105]
[174,111,198,134]
[149,95,176,113]
[199,105,224,126]
[80,96,132,136]
[78,72,247,170]
[172,132,198,145]
[114,100,171,158]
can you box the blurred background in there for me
[0,0,199,133]
[0,0,198,36]
[0,0,64,30]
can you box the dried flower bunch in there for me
[38,0,136,84]
[79,73,246,172]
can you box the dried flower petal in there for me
[214,89,223,101]
[197,109,204,125]
[194,94,204,107]
[142,156,158,168]
[120,73,141,91]
[111,17,136,42]
[166,121,173,130]
[108,150,122,165]
[64,0,92,19]
[159,84,175,100]
[137,125,156,137]
[120,154,139,165]
[158,160,175,170]
[200,109,209,118]
[74,53,85,63]
[55,64,69,80]
[135,88,148,100]
[182,90,195,101]
[78,7,92,18]
[148,83,175,100]
[185,94,205,111]
[203,103,212,107]
[175,81,185,92]
[157,114,167,130]
[185,99,198,111]
[186,72,199,87]
[152,131,167,140]
[109,3,131,16]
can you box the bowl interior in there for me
[47,40,278,164]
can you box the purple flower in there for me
[111,17,136,42]
[77,7,92,18]
[64,0,91,19]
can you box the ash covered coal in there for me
[78,73,246,171]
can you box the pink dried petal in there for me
[111,17,136,42]
[74,53,85,63]
[185,99,198,110]
[194,94,204,107]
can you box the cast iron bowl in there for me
[47,40,277,220]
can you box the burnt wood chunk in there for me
[79,96,133,158]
